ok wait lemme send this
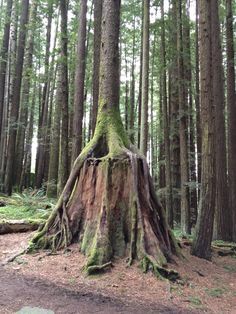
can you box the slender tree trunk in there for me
[184,0,197,226]
[160,0,173,228]
[0,0,13,142]
[35,1,53,188]
[140,0,149,156]
[226,0,236,241]
[57,0,69,194]
[211,0,230,241]
[0,0,18,190]
[20,81,36,189]
[129,16,135,144]
[71,0,87,164]
[15,0,37,187]
[4,0,29,195]
[91,0,102,135]
[191,0,215,259]
[169,0,181,224]
[195,0,201,188]
[177,0,190,234]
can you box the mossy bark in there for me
[30,0,180,280]
[31,116,180,279]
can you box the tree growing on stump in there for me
[31,0,179,278]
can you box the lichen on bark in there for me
[30,0,180,280]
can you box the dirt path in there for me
[0,266,188,314]
[1,232,236,314]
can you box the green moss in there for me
[0,193,54,221]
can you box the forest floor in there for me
[0,232,236,314]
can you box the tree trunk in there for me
[140,0,149,156]
[4,0,29,195]
[129,15,135,144]
[160,0,173,228]
[0,0,18,190]
[20,81,36,189]
[57,0,69,195]
[195,0,201,188]
[177,0,190,235]
[226,0,236,241]
[71,0,87,164]
[0,0,13,142]
[211,0,230,241]
[191,0,215,260]
[91,0,102,135]
[15,0,37,187]
[169,0,180,224]
[32,0,179,280]
[35,1,53,188]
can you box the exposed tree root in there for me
[30,124,180,280]
[86,261,112,275]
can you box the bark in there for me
[184,0,197,226]
[0,0,13,142]
[161,0,173,229]
[35,1,53,188]
[195,0,201,187]
[129,16,135,144]
[0,0,18,190]
[226,0,236,241]
[169,0,180,224]
[124,43,129,131]
[46,75,61,198]
[177,0,190,234]
[57,0,69,195]
[91,0,102,135]
[4,0,29,195]
[15,0,37,187]
[0,220,40,234]
[211,0,230,241]
[140,0,149,156]
[138,2,143,149]
[20,82,36,189]
[71,0,87,164]
[191,0,215,260]
[31,0,180,280]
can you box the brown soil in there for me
[0,232,236,314]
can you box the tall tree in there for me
[4,0,29,194]
[57,0,69,194]
[15,0,37,187]
[71,0,87,164]
[35,0,53,188]
[191,0,215,259]
[140,0,149,156]
[91,0,102,135]
[195,0,201,188]
[211,0,230,241]
[226,0,236,241]
[169,0,180,224]
[0,0,13,141]
[177,0,190,234]
[32,0,179,280]
[160,0,173,228]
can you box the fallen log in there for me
[0,220,41,234]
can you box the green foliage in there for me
[0,192,55,221]
[173,228,193,240]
